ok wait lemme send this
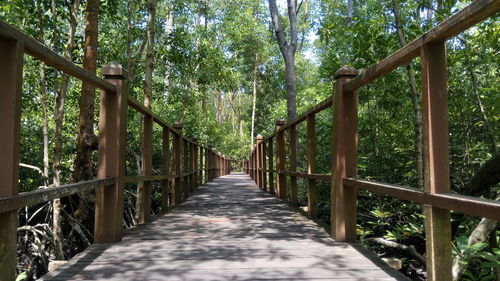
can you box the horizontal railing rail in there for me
[245,1,500,280]
[0,178,115,214]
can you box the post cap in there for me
[276,119,286,126]
[192,136,198,142]
[334,65,358,79]
[174,121,183,129]
[102,61,129,79]
[256,134,263,140]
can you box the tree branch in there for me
[268,0,288,55]
[365,237,426,267]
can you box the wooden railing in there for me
[245,1,500,280]
[0,20,231,280]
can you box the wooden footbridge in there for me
[1,1,499,281]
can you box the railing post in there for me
[161,127,170,211]
[261,141,267,191]
[208,149,213,180]
[211,149,215,180]
[268,137,274,194]
[256,135,263,188]
[205,146,210,182]
[250,150,253,179]
[331,66,359,242]
[421,42,452,281]
[0,39,24,281]
[199,144,203,185]
[289,124,298,206]
[223,157,227,175]
[276,119,287,199]
[139,113,153,224]
[218,154,222,177]
[172,122,183,205]
[190,140,196,191]
[252,149,256,181]
[307,114,317,219]
[183,138,190,199]
[95,62,128,243]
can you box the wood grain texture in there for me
[44,173,409,281]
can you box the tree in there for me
[268,0,299,121]
[74,0,100,183]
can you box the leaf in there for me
[15,272,27,281]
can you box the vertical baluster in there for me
[205,147,209,182]
[268,137,274,194]
[331,66,359,242]
[289,124,298,206]
[256,135,263,188]
[183,139,189,199]
[172,122,183,205]
[307,114,317,219]
[139,113,153,223]
[161,127,170,211]
[199,144,203,185]
[276,119,287,199]
[190,140,195,191]
[95,62,128,243]
[261,141,267,191]
[0,39,24,280]
[421,42,452,281]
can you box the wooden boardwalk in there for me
[44,173,408,281]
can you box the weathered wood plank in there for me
[344,178,500,220]
[0,20,115,92]
[0,178,115,213]
[45,173,408,281]
[0,38,24,281]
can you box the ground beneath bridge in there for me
[44,173,408,281]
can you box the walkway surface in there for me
[44,173,409,281]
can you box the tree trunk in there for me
[164,5,174,100]
[268,0,298,121]
[216,89,223,122]
[53,0,80,260]
[391,0,424,189]
[74,0,100,183]
[144,0,156,109]
[136,0,157,220]
[36,0,49,184]
[284,52,297,121]
[250,55,257,149]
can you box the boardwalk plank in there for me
[44,173,409,281]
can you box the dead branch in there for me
[20,163,50,186]
[365,237,426,267]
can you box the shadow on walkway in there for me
[44,173,409,281]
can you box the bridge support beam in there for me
[331,66,359,242]
[0,39,24,281]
